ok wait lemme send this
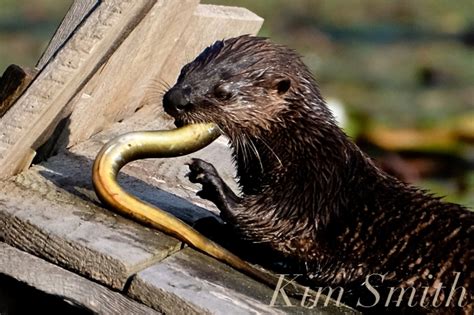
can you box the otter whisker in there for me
[238,133,249,169]
[151,77,172,89]
[148,78,172,94]
[142,76,176,109]
[258,137,283,167]
[141,90,168,108]
[214,124,226,138]
[246,134,264,173]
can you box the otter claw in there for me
[186,158,223,200]
[185,158,240,221]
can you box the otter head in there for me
[163,35,318,138]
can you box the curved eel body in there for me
[92,123,275,286]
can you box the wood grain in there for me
[0,167,181,289]
[61,0,200,148]
[126,248,354,315]
[127,248,281,314]
[0,243,158,314]
[59,3,263,150]
[36,0,99,71]
[0,0,155,179]
[158,4,264,87]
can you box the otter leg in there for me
[186,158,241,221]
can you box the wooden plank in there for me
[59,2,264,211]
[127,248,355,315]
[61,0,200,148]
[36,0,99,71]
[0,65,36,117]
[127,248,280,314]
[0,0,155,180]
[158,4,264,88]
[0,165,181,290]
[60,3,262,149]
[0,243,158,315]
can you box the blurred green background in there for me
[1,0,473,208]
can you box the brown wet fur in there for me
[162,35,473,314]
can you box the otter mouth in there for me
[174,118,185,128]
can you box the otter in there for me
[162,35,473,314]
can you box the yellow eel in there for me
[92,123,278,287]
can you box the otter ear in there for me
[273,78,291,94]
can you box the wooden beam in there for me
[128,248,283,314]
[36,0,99,71]
[0,65,36,117]
[0,0,155,180]
[0,243,158,314]
[0,162,181,290]
[61,0,200,149]
[61,4,262,149]
[158,4,264,87]
[127,248,357,314]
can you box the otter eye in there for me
[274,78,291,94]
[214,85,232,101]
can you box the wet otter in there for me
[163,35,473,314]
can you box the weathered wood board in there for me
[128,248,356,315]
[0,102,236,291]
[0,1,264,180]
[0,0,155,179]
[0,168,181,290]
[0,65,36,117]
[61,0,200,148]
[128,248,283,315]
[36,0,99,71]
[0,243,158,315]
[62,3,263,149]
[158,4,264,89]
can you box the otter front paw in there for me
[186,158,226,203]
[186,158,241,222]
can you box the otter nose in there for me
[163,87,192,116]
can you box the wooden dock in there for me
[0,1,357,313]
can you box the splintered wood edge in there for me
[0,243,158,314]
[0,0,155,180]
